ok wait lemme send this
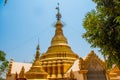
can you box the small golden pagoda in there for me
[19,66,25,78]
[25,44,48,80]
[40,3,79,79]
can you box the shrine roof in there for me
[11,61,32,74]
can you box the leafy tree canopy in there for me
[0,50,8,79]
[0,0,8,6]
[83,0,120,68]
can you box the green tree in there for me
[83,0,120,68]
[4,0,8,6]
[0,50,8,80]
[0,0,8,6]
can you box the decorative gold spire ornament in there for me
[19,66,25,78]
[56,3,61,20]
[41,3,78,59]
[25,44,47,79]
[51,3,68,46]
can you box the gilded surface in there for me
[40,5,78,79]
[25,45,48,79]
[19,66,25,78]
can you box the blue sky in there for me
[0,0,103,62]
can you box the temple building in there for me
[6,4,120,80]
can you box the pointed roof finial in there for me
[37,38,40,50]
[56,3,61,20]
[57,3,60,13]
[35,38,40,60]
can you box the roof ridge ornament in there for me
[56,3,61,20]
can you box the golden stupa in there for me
[40,3,79,79]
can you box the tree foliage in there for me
[0,50,8,79]
[83,0,120,68]
[0,0,8,6]
[4,0,8,6]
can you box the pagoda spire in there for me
[19,66,25,78]
[51,3,68,46]
[25,43,48,79]
[35,39,40,61]
[35,41,40,61]
[56,3,61,20]
[36,38,40,50]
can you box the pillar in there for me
[47,64,51,78]
[79,70,88,80]
[51,63,56,78]
[57,63,62,78]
